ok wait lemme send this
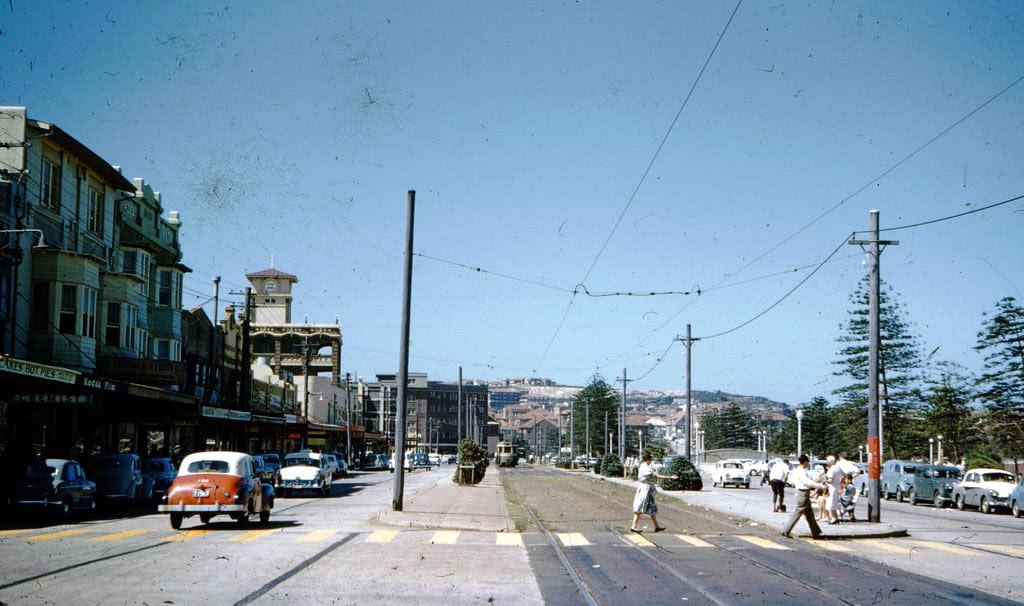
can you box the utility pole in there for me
[345,372,352,468]
[616,368,630,460]
[675,324,698,459]
[392,190,415,512]
[240,288,253,413]
[849,209,898,523]
[457,366,463,445]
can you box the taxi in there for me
[158,451,274,529]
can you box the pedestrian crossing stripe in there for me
[431,530,460,544]
[27,529,92,541]
[162,529,213,542]
[228,529,277,542]
[495,533,523,546]
[736,535,789,550]
[624,533,654,546]
[860,539,914,555]
[804,539,851,552]
[557,532,590,547]
[298,529,338,543]
[93,530,150,542]
[0,529,31,538]
[908,540,985,557]
[366,530,399,543]
[676,535,713,547]
[976,544,1024,557]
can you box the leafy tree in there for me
[571,374,619,457]
[659,457,703,491]
[797,397,833,459]
[600,453,623,477]
[975,296,1024,470]
[832,277,925,459]
[702,403,753,449]
[454,438,490,485]
[922,361,980,464]
[768,414,797,455]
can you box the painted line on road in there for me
[860,539,914,555]
[430,530,460,545]
[298,529,338,543]
[557,532,590,547]
[803,539,851,552]
[976,544,1024,558]
[162,529,213,542]
[228,529,277,542]
[677,535,713,547]
[495,533,523,546]
[0,529,31,538]
[909,540,987,557]
[365,530,398,543]
[735,535,790,550]
[623,533,654,547]
[26,529,92,541]
[93,529,151,543]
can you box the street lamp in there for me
[937,435,944,465]
[694,420,700,458]
[795,409,804,457]
[858,444,864,463]
[0,228,48,250]
[929,437,934,465]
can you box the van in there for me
[904,464,962,507]
[881,460,920,502]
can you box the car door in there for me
[962,472,980,506]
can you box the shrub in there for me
[555,457,572,469]
[454,438,490,485]
[965,449,1002,471]
[659,456,703,491]
[600,453,623,478]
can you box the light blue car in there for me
[1011,476,1024,518]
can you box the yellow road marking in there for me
[677,535,713,548]
[298,529,338,543]
[624,533,654,546]
[803,539,851,552]
[736,535,790,550]
[93,530,151,542]
[0,529,31,538]
[909,540,986,557]
[27,529,91,541]
[365,530,398,543]
[976,544,1024,557]
[228,529,277,542]
[431,530,460,545]
[495,533,523,546]
[557,532,590,547]
[861,539,913,554]
[162,529,213,542]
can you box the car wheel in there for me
[908,489,916,505]
[169,513,183,530]
[259,509,270,524]
[897,488,905,503]
[200,513,213,524]
[882,485,890,500]
[60,499,71,518]
[956,494,965,511]
[980,496,991,514]
[933,492,944,508]
[1013,500,1021,518]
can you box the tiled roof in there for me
[245,268,298,281]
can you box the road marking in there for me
[677,535,713,547]
[298,529,338,543]
[736,535,790,550]
[0,529,31,538]
[431,530,460,545]
[976,544,1024,557]
[228,529,277,542]
[909,540,986,557]
[861,539,913,555]
[556,532,590,547]
[93,529,151,542]
[365,530,398,543]
[495,533,523,546]
[803,539,851,552]
[26,529,92,541]
[162,529,213,542]
[624,533,654,547]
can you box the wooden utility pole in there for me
[675,325,698,459]
[392,190,415,512]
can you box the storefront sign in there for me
[12,393,91,404]
[82,377,121,392]
[253,414,285,424]
[0,357,78,384]
[202,406,252,422]
[99,357,185,385]
[128,384,195,405]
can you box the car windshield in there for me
[285,457,316,467]
[981,472,1014,483]
[724,463,742,469]
[904,466,917,474]
[187,459,230,473]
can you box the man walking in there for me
[781,454,825,539]
[768,458,789,512]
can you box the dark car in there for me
[259,453,283,484]
[141,457,177,503]
[87,453,151,504]
[13,459,97,517]
[252,455,278,484]
[411,453,432,470]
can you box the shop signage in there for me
[99,357,185,385]
[253,414,285,424]
[0,357,78,384]
[12,393,91,404]
[82,377,121,392]
[128,384,195,405]
[202,406,252,422]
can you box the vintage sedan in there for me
[1011,476,1024,518]
[87,453,151,505]
[13,458,97,517]
[158,451,273,529]
[953,468,1017,514]
[278,452,331,497]
[711,460,750,488]
[141,457,177,503]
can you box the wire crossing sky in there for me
[3,2,1022,405]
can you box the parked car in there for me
[904,464,962,507]
[881,459,920,502]
[13,458,96,517]
[251,455,277,484]
[259,453,282,482]
[363,453,389,471]
[428,453,441,466]
[278,452,331,496]
[711,460,750,488]
[411,452,432,470]
[158,451,273,529]
[328,453,349,477]
[745,460,769,477]
[953,468,1017,513]
[87,453,151,504]
[141,457,177,503]
[853,462,869,496]
[389,452,413,473]
[1010,476,1024,518]
[320,453,340,482]
[446,455,458,465]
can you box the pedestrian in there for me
[838,474,858,522]
[768,458,789,512]
[826,452,860,524]
[781,454,826,539]
[630,453,675,533]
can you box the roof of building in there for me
[27,119,137,192]
[246,268,298,281]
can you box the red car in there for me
[158,451,273,529]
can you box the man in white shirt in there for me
[768,459,790,512]
[781,454,825,539]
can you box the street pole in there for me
[392,190,415,512]
[617,368,629,460]
[796,409,804,458]
[938,435,943,465]
[929,438,934,465]
[849,209,898,523]
[457,367,463,445]
[345,372,352,468]
[585,400,590,461]
[675,325,697,460]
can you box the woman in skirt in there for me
[631,453,674,532]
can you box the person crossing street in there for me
[780,454,825,539]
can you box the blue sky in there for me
[3,2,1022,405]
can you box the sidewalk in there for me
[377,468,515,532]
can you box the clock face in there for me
[264,280,277,294]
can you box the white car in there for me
[953,468,1017,513]
[712,460,750,488]
[278,452,332,497]
[320,454,339,482]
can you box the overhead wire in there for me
[874,192,1024,233]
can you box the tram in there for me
[495,443,519,467]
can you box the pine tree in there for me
[832,277,925,459]
[571,374,620,458]
[975,297,1024,469]
[798,396,833,459]
[922,361,979,465]
[702,403,752,449]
